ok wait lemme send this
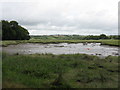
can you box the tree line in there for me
[1,20,30,40]
[31,34,120,40]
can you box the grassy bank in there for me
[1,39,120,47]
[3,53,119,88]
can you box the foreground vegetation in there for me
[1,39,120,47]
[3,53,119,88]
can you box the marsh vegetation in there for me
[2,53,119,88]
[1,39,120,47]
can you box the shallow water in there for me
[2,43,119,57]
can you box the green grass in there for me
[3,53,119,88]
[1,39,120,47]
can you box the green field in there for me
[3,53,119,88]
[1,39,120,47]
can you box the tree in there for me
[99,34,108,39]
[2,20,30,40]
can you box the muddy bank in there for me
[2,43,119,57]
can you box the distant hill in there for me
[31,34,120,40]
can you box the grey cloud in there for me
[1,0,118,35]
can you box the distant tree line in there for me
[82,34,120,40]
[83,34,109,40]
[31,34,120,40]
[1,20,30,40]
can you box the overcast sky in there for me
[0,0,119,35]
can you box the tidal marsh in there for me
[2,53,119,88]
